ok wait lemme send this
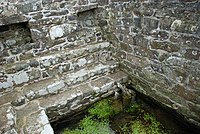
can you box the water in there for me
[52,90,200,134]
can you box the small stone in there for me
[49,25,64,40]
[6,39,16,46]
[77,58,87,67]
[29,69,41,80]
[29,59,39,67]
[90,0,97,3]
[13,72,29,85]
[47,80,65,93]
[15,63,29,72]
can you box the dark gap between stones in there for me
[0,22,33,43]
[0,25,9,33]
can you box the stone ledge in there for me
[38,70,129,123]
[10,60,119,107]
[8,71,128,134]
[0,15,29,26]
[74,3,98,13]
[0,104,16,134]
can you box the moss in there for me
[88,99,117,120]
[124,103,141,113]
[63,99,168,134]
[63,99,117,134]
[131,120,147,134]
[129,113,167,134]
[63,116,111,134]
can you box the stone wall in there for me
[104,0,200,127]
[0,0,200,133]
[0,0,122,133]
[0,0,111,91]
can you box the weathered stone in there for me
[21,109,54,134]
[184,49,200,60]
[13,71,29,85]
[5,39,16,46]
[0,0,200,132]
[17,1,42,13]
[150,41,179,52]
[143,18,159,33]
[0,104,16,134]
[29,69,41,80]
[29,59,39,67]
[172,84,198,103]
[49,25,64,40]
[98,20,108,27]
[120,42,133,53]
[47,80,65,94]
[15,63,29,72]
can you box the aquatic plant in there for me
[88,99,116,120]
[124,103,141,113]
[63,99,116,134]
[63,116,111,134]
[63,99,168,134]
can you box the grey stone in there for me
[90,0,97,3]
[0,0,200,131]
[13,71,29,85]
[29,59,39,67]
[15,63,29,72]
[49,25,64,40]
[47,80,65,93]
[6,39,16,46]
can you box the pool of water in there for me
[52,89,200,134]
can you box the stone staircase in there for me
[0,42,129,134]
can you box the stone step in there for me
[11,60,119,106]
[0,41,112,91]
[12,71,128,134]
[39,70,129,122]
[14,100,54,134]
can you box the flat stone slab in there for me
[0,91,20,106]
[0,70,129,133]
[0,104,17,134]
[23,110,53,134]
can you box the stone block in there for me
[120,42,133,53]
[150,30,169,40]
[97,0,109,6]
[172,84,198,103]
[23,110,54,134]
[90,76,113,93]
[184,49,200,60]
[13,71,29,85]
[78,0,89,5]
[47,80,65,94]
[127,54,150,68]
[17,1,42,13]
[0,104,16,134]
[150,40,179,53]
[143,18,159,34]
[49,25,64,40]
[188,73,200,90]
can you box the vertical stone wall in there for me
[105,0,200,126]
[0,0,114,92]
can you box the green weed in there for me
[88,99,116,120]
[63,99,116,134]
[124,103,141,113]
[63,116,111,134]
[131,120,146,134]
